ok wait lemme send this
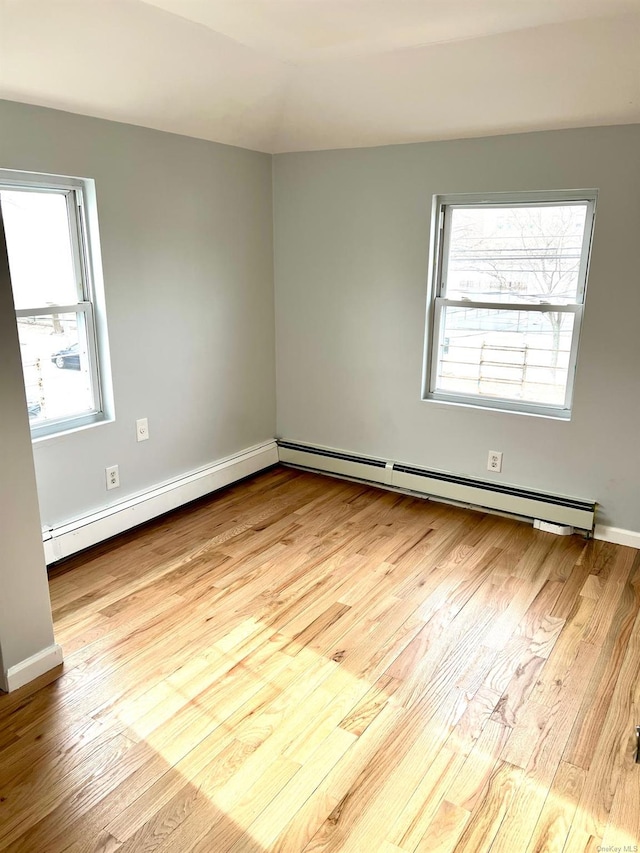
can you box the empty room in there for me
[1,1,640,851]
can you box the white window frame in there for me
[0,169,107,438]
[422,190,597,419]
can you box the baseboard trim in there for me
[43,440,278,564]
[4,643,63,693]
[594,525,640,549]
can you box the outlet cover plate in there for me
[487,451,503,473]
[106,465,120,490]
[136,418,149,442]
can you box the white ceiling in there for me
[1,0,639,153]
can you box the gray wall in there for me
[0,212,56,686]
[0,100,275,528]
[2,102,639,539]
[273,126,640,531]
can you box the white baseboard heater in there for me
[42,441,279,564]
[277,440,596,533]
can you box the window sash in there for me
[429,300,583,414]
[438,199,595,304]
[2,185,88,307]
[17,303,103,438]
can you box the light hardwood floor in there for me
[1,466,639,853]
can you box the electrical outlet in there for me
[136,418,149,442]
[105,464,120,490]
[487,451,503,473]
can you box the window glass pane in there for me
[1,189,79,309]
[445,204,588,305]
[436,306,575,407]
[18,313,95,424]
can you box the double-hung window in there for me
[424,191,596,418]
[0,171,107,437]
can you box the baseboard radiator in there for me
[42,441,279,564]
[277,440,596,533]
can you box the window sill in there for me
[422,394,572,421]
[31,413,115,445]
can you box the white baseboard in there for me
[43,440,278,564]
[594,525,640,549]
[3,643,63,693]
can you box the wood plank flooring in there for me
[1,466,639,853]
